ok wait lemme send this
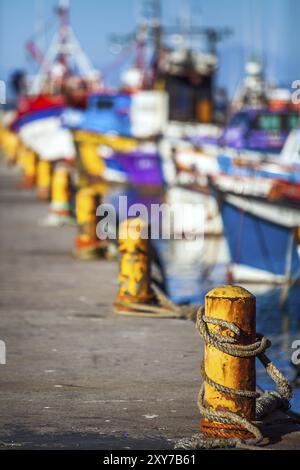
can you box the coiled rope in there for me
[175,307,292,449]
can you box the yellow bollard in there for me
[74,187,105,260]
[3,130,20,164]
[16,143,26,166]
[174,285,293,449]
[0,125,4,150]
[36,159,52,201]
[0,127,8,154]
[201,285,256,439]
[115,218,153,311]
[78,142,106,177]
[17,147,37,189]
[42,164,75,226]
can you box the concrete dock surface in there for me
[0,161,300,450]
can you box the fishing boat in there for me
[159,137,222,235]
[207,127,300,283]
[218,107,300,155]
[217,126,300,181]
[25,0,100,100]
[221,59,299,155]
[71,90,168,139]
[11,94,75,161]
[72,132,166,202]
[109,0,231,128]
[202,57,300,282]
[5,0,103,169]
[68,88,168,187]
[210,169,300,284]
[190,59,300,158]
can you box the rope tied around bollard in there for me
[175,306,292,449]
[114,217,203,319]
[115,283,199,319]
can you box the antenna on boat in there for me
[148,0,162,56]
[109,0,231,77]
[108,0,162,89]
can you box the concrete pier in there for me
[0,160,300,449]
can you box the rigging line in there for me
[27,13,57,45]
[102,44,136,77]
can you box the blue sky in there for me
[0,0,299,96]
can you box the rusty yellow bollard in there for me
[115,218,153,312]
[36,160,52,201]
[201,285,256,439]
[17,147,37,189]
[42,164,75,226]
[74,187,104,260]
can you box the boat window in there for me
[95,99,114,110]
[286,114,300,131]
[253,114,282,131]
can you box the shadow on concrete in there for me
[0,427,174,450]
[257,411,300,449]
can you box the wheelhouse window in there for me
[286,113,300,131]
[96,99,114,110]
[253,113,282,132]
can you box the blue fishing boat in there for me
[78,93,132,136]
[210,172,300,283]
[68,90,168,138]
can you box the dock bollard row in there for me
[0,125,295,450]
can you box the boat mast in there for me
[29,0,98,95]
[56,0,70,73]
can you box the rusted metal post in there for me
[201,285,256,439]
[74,187,104,260]
[36,160,52,201]
[115,218,152,311]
